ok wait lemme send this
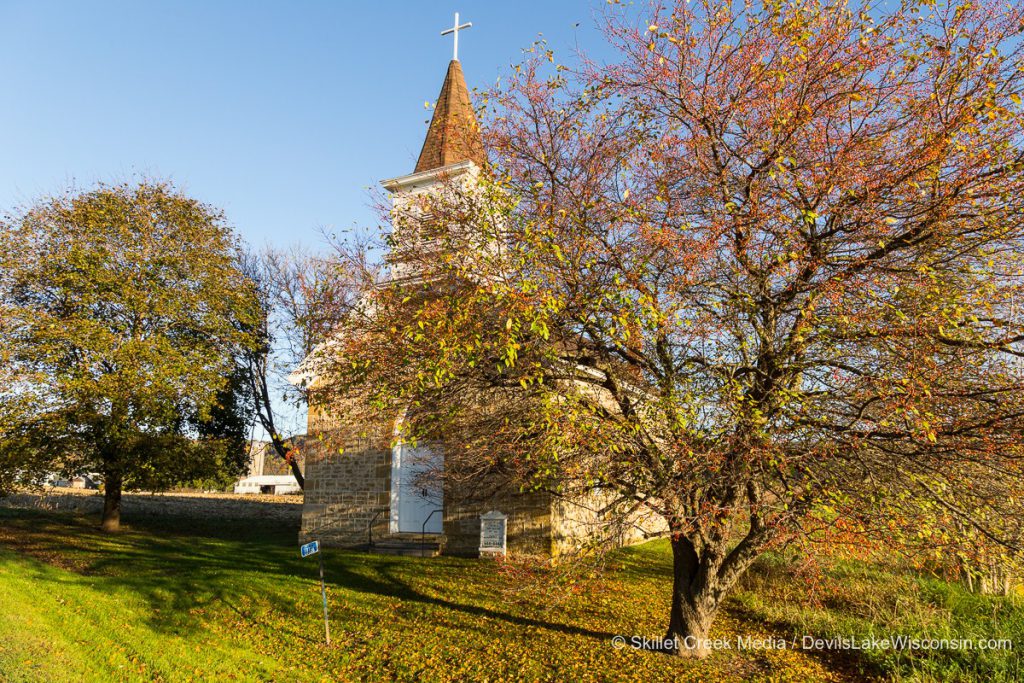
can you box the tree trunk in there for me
[665,534,719,658]
[284,445,305,489]
[249,352,305,489]
[267,432,304,489]
[100,471,122,532]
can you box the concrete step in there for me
[371,545,441,557]
[380,533,442,543]
[368,534,443,557]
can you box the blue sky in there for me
[0,1,616,250]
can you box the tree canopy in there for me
[0,182,260,530]
[319,0,1024,655]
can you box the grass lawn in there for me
[0,506,1020,682]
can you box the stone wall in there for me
[301,398,666,558]
[299,427,392,547]
[302,422,557,556]
[443,488,553,557]
[0,489,302,523]
[552,491,668,558]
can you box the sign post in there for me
[300,539,330,646]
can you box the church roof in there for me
[414,59,486,173]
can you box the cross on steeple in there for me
[441,12,472,61]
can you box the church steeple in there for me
[414,59,485,173]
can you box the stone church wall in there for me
[300,425,392,547]
[443,488,554,557]
[300,399,667,557]
[552,491,669,558]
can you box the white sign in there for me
[479,510,507,556]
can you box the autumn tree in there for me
[317,0,1024,656]
[0,182,260,531]
[238,244,363,488]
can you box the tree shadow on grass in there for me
[1,507,313,635]
[315,548,618,643]
[723,602,887,682]
[1,507,619,645]
[6,507,884,681]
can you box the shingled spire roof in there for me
[414,60,486,173]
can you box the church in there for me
[298,25,665,558]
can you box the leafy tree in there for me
[183,365,256,491]
[320,0,1024,655]
[0,182,260,531]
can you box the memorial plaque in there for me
[479,510,507,556]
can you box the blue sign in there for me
[300,540,320,558]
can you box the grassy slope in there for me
[0,508,1018,682]
[735,554,1024,682]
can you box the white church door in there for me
[390,441,443,534]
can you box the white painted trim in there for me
[389,441,403,534]
[380,160,477,194]
[389,412,405,534]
